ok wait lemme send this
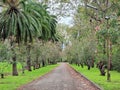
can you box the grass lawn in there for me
[0,64,59,90]
[71,64,120,90]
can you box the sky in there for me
[59,17,74,27]
[42,0,80,26]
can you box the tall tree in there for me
[0,0,58,75]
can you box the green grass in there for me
[71,64,120,90]
[0,62,22,75]
[0,64,59,90]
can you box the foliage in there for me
[0,0,60,76]
[112,48,120,72]
[0,42,11,76]
[72,0,120,73]
[0,43,9,62]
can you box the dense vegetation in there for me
[62,0,120,82]
[0,0,61,78]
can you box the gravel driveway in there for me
[18,63,101,90]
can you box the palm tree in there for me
[23,0,59,71]
[0,0,59,74]
[0,0,40,43]
[0,0,41,75]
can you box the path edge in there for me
[17,64,60,90]
[68,64,103,90]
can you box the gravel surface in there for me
[18,63,101,90]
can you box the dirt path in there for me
[18,63,101,90]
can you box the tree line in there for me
[0,0,62,78]
[62,0,120,81]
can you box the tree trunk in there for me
[48,58,50,65]
[10,41,18,76]
[35,56,39,69]
[1,74,4,78]
[80,63,84,68]
[27,45,32,71]
[87,60,91,70]
[22,66,25,74]
[100,65,106,76]
[38,63,41,68]
[33,64,36,70]
[91,57,94,68]
[107,38,111,81]
[42,59,45,67]
[109,41,112,70]
[103,39,106,54]
[87,65,90,70]
[27,57,32,71]
[12,55,18,76]
[97,61,106,76]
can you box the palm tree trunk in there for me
[27,45,32,71]
[27,56,32,71]
[10,41,18,76]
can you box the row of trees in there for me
[62,0,120,81]
[0,41,61,78]
[0,0,62,78]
